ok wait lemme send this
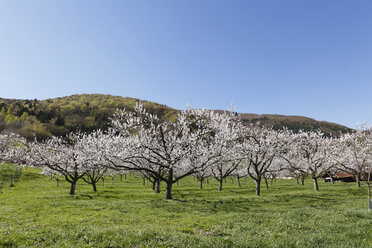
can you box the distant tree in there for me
[0,131,26,164]
[28,133,87,195]
[239,125,286,196]
[290,130,334,191]
[80,130,110,192]
[0,107,6,116]
[55,116,65,126]
[333,126,372,190]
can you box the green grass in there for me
[0,167,371,248]
[0,163,22,189]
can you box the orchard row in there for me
[1,103,371,200]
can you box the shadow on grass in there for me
[144,187,350,215]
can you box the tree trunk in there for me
[70,181,77,195]
[296,177,299,184]
[165,169,173,199]
[152,180,156,191]
[120,175,123,181]
[142,176,146,186]
[207,177,209,184]
[367,171,371,200]
[166,181,172,199]
[92,182,97,192]
[301,176,305,186]
[56,179,59,187]
[313,178,319,191]
[237,176,241,187]
[200,178,203,189]
[255,179,261,196]
[219,179,223,191]
[356,176,361,188]
[330,176,335,184]
[264,177,269,189]
[156,179,160,193]
[102,178,105,186]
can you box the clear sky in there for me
[1,0,371,128]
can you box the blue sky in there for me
[1,0,371,128]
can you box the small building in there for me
[324,172,355,182]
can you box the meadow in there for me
[0,167,371,248]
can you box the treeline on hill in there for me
[0,94,178,140]
[240,113,352,137]
[0,94,351,140]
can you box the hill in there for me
[0,94,351,140]
[0,94,178,140]
[239,113,352,137]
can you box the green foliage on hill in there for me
[0,94,178,140]
[0,94,351,140]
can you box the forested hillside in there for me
[0,94,351,140]
[0,94,177,140]
[240,113,352,137]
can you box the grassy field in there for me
[0,167,371,248]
